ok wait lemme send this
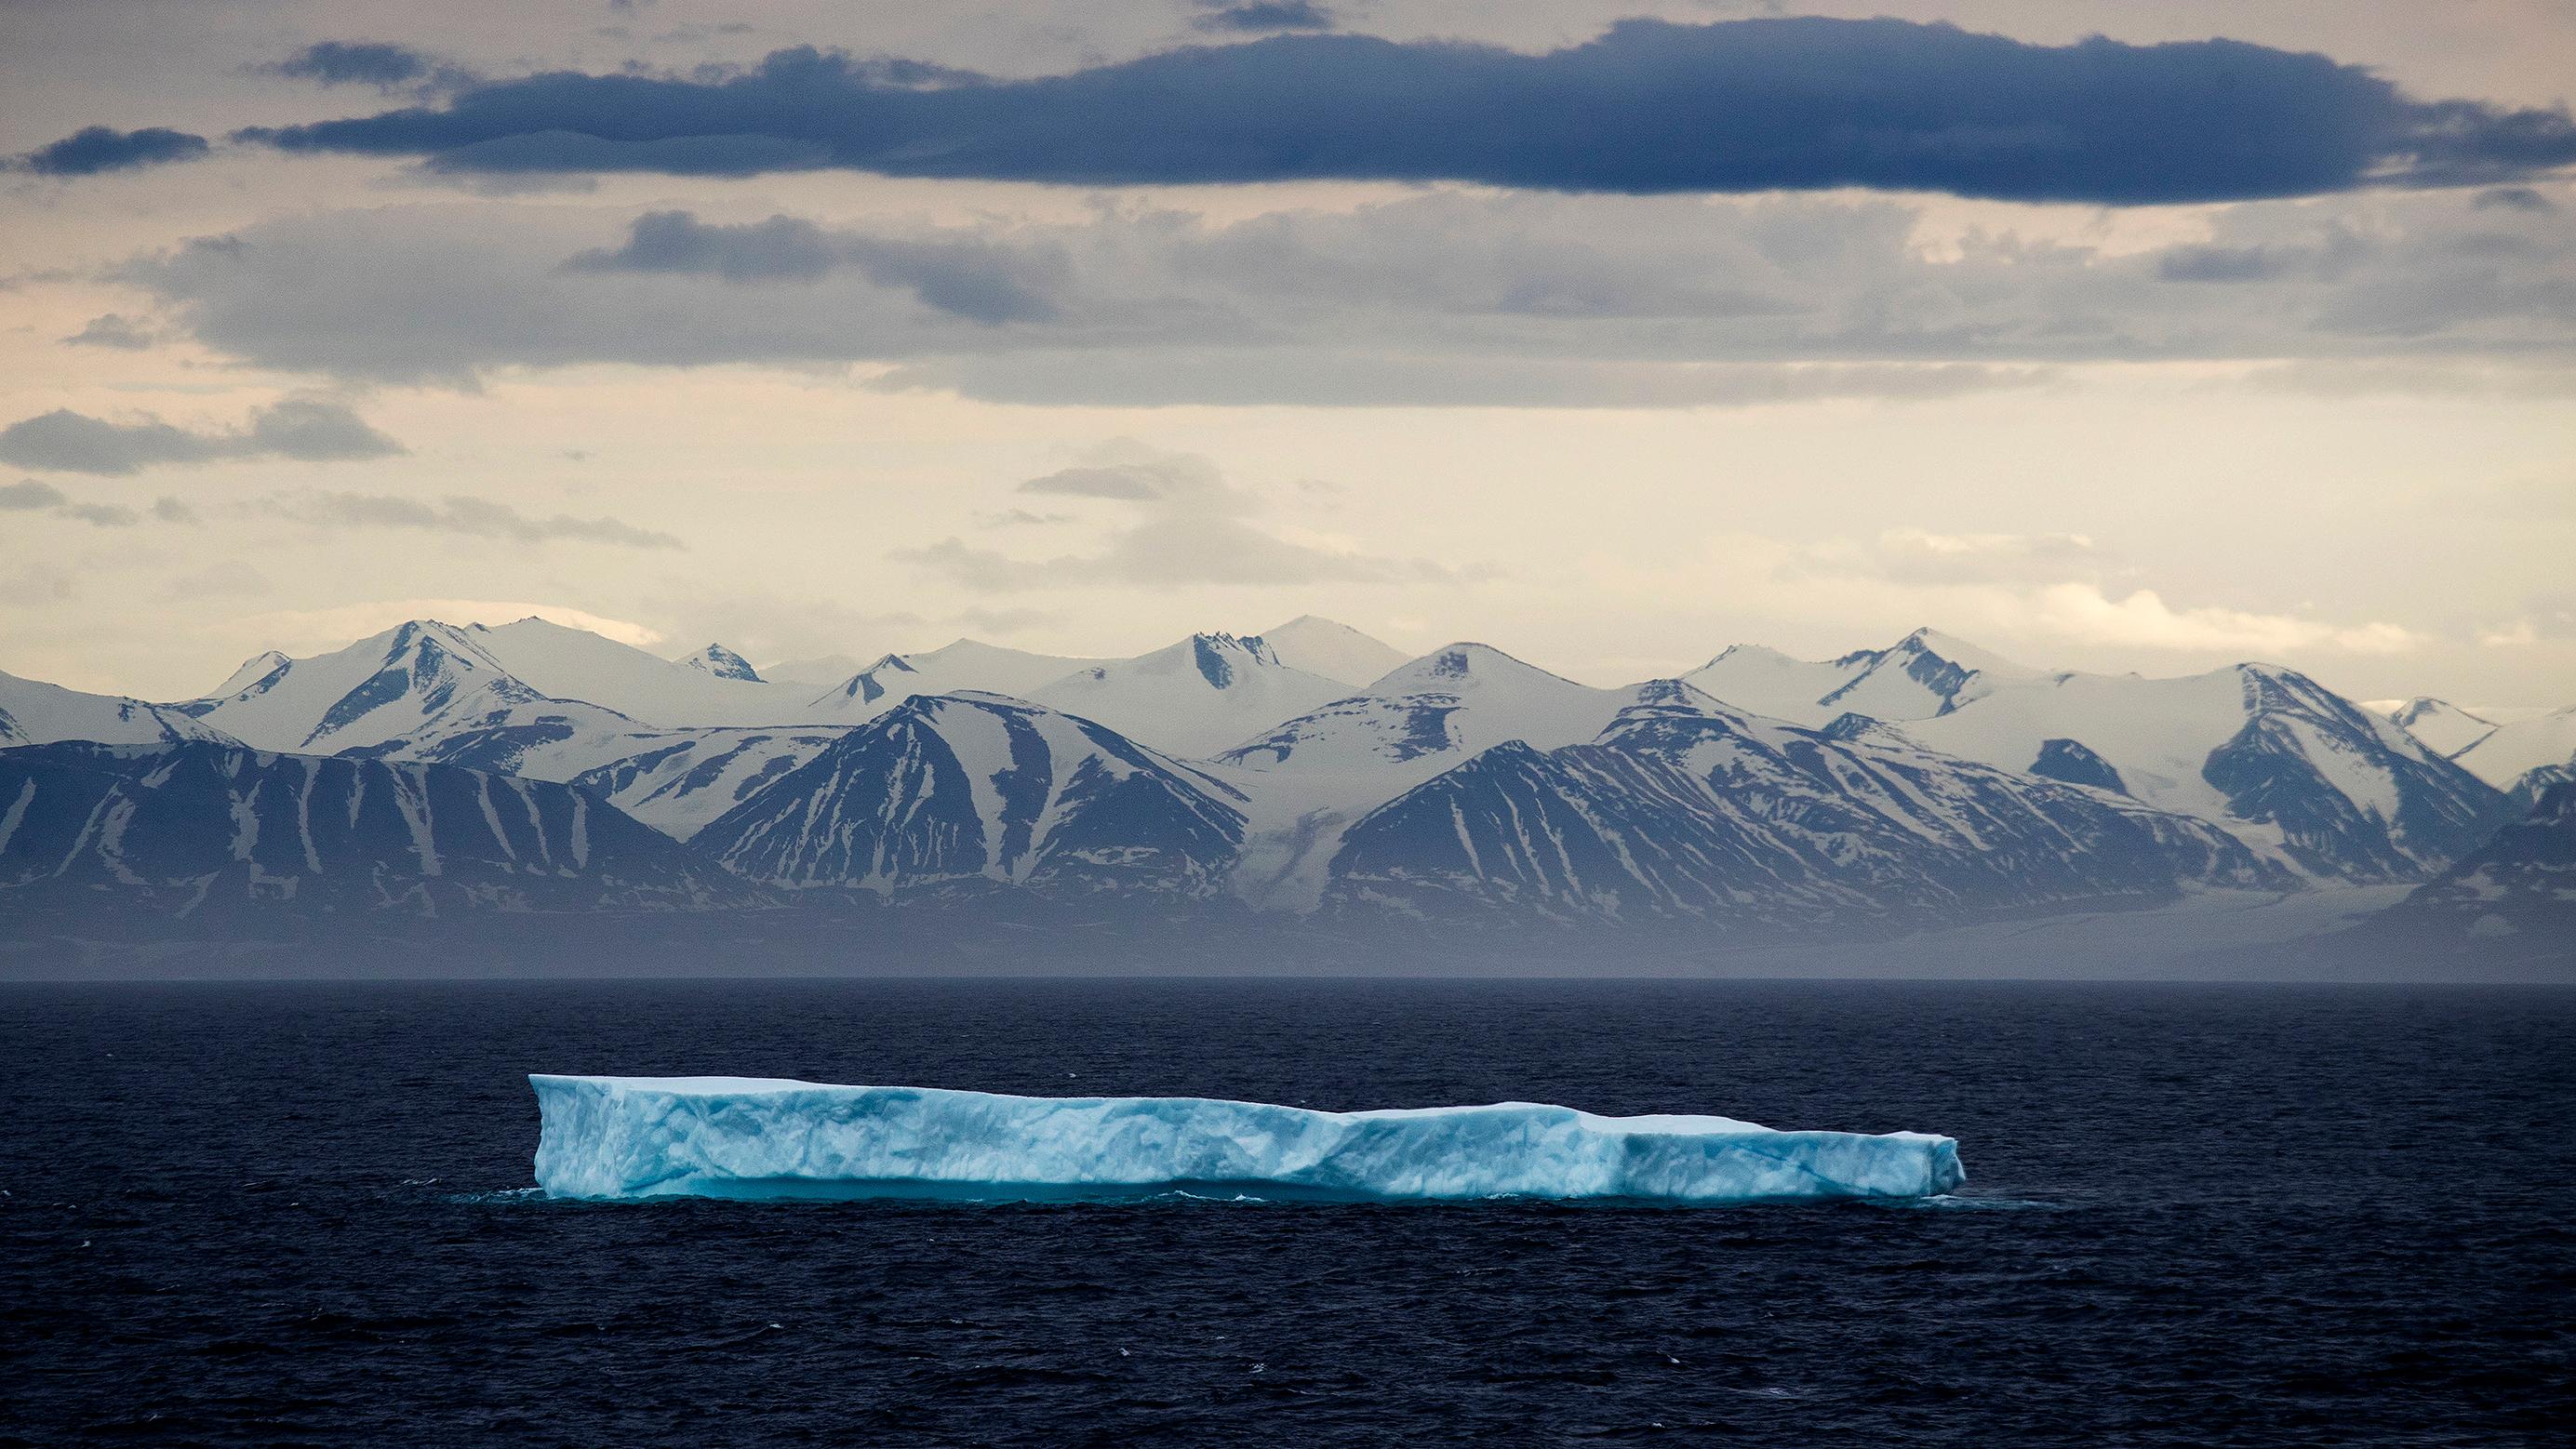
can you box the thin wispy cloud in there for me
[0,479,140,527]
[0,399,404,476]
[265,492,685,549]
[897,445,1458,591]
[62,314,156,350]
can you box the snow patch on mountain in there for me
[2382,697,2497,757]
[2450,706,2576,789]
[568,728,853,839]
[675,643,762,682]
[1032,633,1349,759]
[1,669,240,751]
[1208,647,1718,910]
[1685,628,2035,727]
[1321,694,2284,927]
[465,618,813,725]
[808,640,1110,722]
[1910,663,2501,880]
[1245,616,1409,687]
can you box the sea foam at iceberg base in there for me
[529,1075,1967,1204]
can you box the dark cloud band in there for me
[223,19,2576,205]
[17,126,208,176]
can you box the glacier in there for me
[528,1075,1967,1204]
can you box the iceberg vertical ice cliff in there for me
[529,1076,1966,1204]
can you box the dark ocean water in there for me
[2,978,2571,1446]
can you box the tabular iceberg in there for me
[529,1075,1966,1204]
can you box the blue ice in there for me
[529,1076,1966,1205]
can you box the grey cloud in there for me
[567,209,1061,323]
[0,480,69,511]
[268,41,476,92]
[0,399,405,475]
[2474,187,2558,213]
[895,445,1456,590]
[17,126,207,176]
[60,500,141,527]
[1020,462,1177,500]
[270,491,684,549]
[152,497,201,525]
[64,313,155,349]
[0,478,150,528]
[1194,2,1337,33]
[114,185,2576,402]
[874,354,2055,409]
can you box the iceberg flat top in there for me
[530,1074,1965,1205]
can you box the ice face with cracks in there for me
[528,1076,1967,1204]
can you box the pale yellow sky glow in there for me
[2,1,2570,706]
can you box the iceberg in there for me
[528,1075,1966,1204]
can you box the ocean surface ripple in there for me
[3,977,2570,1445]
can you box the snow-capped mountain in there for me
[1222,643,1655,771]
[2506,762,2576,816]
[1904,663,2503,881]
[341,694,849,840]
[2383,698,2498,757]
[1245,616,1409,687]
[1031,633,1349,758]
[2365,781,2575,954]
[1685,628,2036,727]
[182,618,817,751]
[1,669,239,749]
[567,726,852,839]
[0,740,756,918]
[7,616,2536,943]
[807,640,1111,721]
[761,651,871,686]
[455,618,814,724]
[1210,648,1721,907]
[2450,706,2576,790]
[1682,631,2504,880]
[181,620,541,754]
[696,693,1247,897]
[163,620,846,839]
[1320,694,2283,928]
[337,692,647,776]
[675,643,762,682]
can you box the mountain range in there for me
[4,616,2570,970]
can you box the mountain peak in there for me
[1698,643,1801,671]
[1890,627,2036,676]
[1248,616,1409,687]
[676,643,762,682]
[2392,697,2490,729]
[206,649,294,700]
[1368,642,1582,695]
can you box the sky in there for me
[2,0,2571,707]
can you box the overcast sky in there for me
[3,0,2570,707]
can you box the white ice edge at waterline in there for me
[528,1075,1967,1204]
